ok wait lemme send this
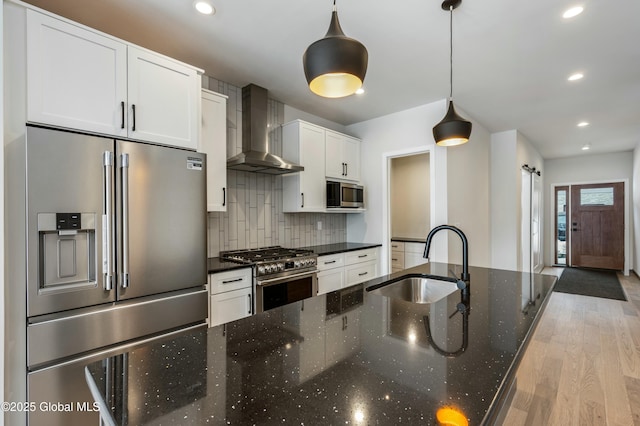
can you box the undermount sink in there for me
[369,276,459,304]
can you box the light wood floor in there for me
[500,269,640,425]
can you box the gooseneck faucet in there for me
[424,225,470,282]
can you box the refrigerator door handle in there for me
[102,151,114,291]
[120,153,130,289]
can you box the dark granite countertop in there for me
[86,262,556,425]
[391,237,427,243]
[208,243,381,273]
[300,242,382,256]
[207,257,253,274]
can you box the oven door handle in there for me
[257,270,317,287]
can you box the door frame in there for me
[549,179,630,275]
[382,145,445,275]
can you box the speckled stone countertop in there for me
[207,243,381,273]
[300,242,382,256]
[85,262,556,425]
[390,236,427,243]
[207,257,253,274]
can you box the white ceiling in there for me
[21,0,640,159]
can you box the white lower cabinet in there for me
[405,242,428,268]
[317,252,346,295]
[317,247,379,295]
[317,268,345,295]
[208,268,252,327]
[390,240,427,272]
[345,261,377,285]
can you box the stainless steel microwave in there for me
[326,181,364,208]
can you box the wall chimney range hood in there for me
[227,84,304,175]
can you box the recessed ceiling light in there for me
[568,72,584,81]
[563,6,584,19]
[577,121,589,127]
[194,1,215,15]
[355,88,365,95]
[582,144,591,151]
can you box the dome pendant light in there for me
[303,0,368,98]
[433,0,472,146]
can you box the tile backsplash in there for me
[203,76,346,257]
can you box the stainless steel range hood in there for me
[227,84,303,175]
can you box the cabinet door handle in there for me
[324,260,337,265]
[222,277,243,284]
[392,258,398,261]
[345,163,348,176]
[247,294,252,314]
[131,104,136,131]
[222,187,226,206]
[120,101,125,129]
[342,163,346,176]
[301,193,304,208]
[358,272,368,276]
[358,254,368,258]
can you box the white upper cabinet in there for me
[325,130,360,182]
[127,47,200,149]
[25,8,201,150]
[26,10,128,137]
[199,89,228,212]
[282,121,327,212]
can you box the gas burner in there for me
[220,246,317,278]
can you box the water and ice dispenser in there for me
[37,212,97,292]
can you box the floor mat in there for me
[553,267,627,301]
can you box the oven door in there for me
[255,270,318,313]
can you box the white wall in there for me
[446,117,491,266]
[390,153,430,239]
[0,0,5,421]
[490,130,543,271]
[544,151,634,268]
[283,105,347,133]
[345,99,491,271]
[633,147,640,275]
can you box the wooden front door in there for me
[570,182,624,270]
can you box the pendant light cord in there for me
[449,5,453,100]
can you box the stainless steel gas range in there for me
[221,246,318,313]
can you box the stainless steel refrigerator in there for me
[8,126,208,425]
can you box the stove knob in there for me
[277,262,284,271]
[258,265,266,275]
[266,264,273,273]
[294,260,301,268]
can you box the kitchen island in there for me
[86,262,556,425]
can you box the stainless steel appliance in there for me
[8,126,208,426]
[226,84,304,174]
[326,180,364,208]
[221,247,318,312]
